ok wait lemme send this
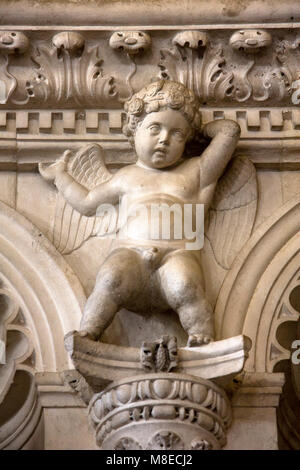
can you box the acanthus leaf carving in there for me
[158,29,299,104]
[28,32,116,106]
[0,31,30,105]
[159,33,234,103]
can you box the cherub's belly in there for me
[118,194,190,245]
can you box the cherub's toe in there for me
[78,330,98,341]
[203,335,212,344]
[187,334,203,347]
[187,334,213,347]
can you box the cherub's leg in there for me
[157,251,214,346]
[79,248,144,340]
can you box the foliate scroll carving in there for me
[0,31,29,105]
[28,32,116,106]
[158,29,299,104]
[141,335,178,372]
[228,30,289,103]
[109,31,151,56]
[159,31,234,103]
[109,31,151,100]
[0,29,297,108]
[275,37,300,100]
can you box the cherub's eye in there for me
[149,124,160,134]
[117,32,123,37]
[173,130,185,140]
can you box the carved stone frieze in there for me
[0,28,298,109]
[109,31,151,101]
[0,31,29,105]
[28,32,116,106]
[89,373,231,450]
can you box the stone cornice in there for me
[0,0,299,26]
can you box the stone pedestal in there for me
[65,332,251,450]
[89,373,231,450]
[225,372,285,450]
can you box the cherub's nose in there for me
[158,130,170,144]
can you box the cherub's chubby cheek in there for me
[152,154,167,166]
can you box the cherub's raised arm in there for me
[54,172,120,216]
[39,150,120,216]
[199,119,241,189]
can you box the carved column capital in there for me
[89,373,231,450]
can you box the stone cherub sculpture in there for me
[39,80,256,347]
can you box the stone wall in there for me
[1,0,300,450]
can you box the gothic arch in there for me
[216,194,300,372]
[0,201,85,372]
[0,201,86,448]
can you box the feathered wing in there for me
[202,156,258,307]
[53,144,116,254]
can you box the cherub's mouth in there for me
[154,147,167,154]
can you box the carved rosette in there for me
[89,373,231,450]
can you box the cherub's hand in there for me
[202,119,240,139]
[39,150,72,183]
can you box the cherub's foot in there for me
[187,334,213,347]
[77,330,98,341]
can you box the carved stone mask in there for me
[109,31,151,55]
[0,31,29,55]
[172,31,208,49]
[230,29,272,53]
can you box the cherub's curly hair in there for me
[123,80,201,145]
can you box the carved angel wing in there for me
[53,143,116,254]
[203,156,257,306]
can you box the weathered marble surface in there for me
[1,0,300,450]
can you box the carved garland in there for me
[89,373,231,450]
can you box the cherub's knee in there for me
[167,275,201,309]
[96,250,142,294]
[98,265,125,291]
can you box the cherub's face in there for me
[134,109,191,169]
